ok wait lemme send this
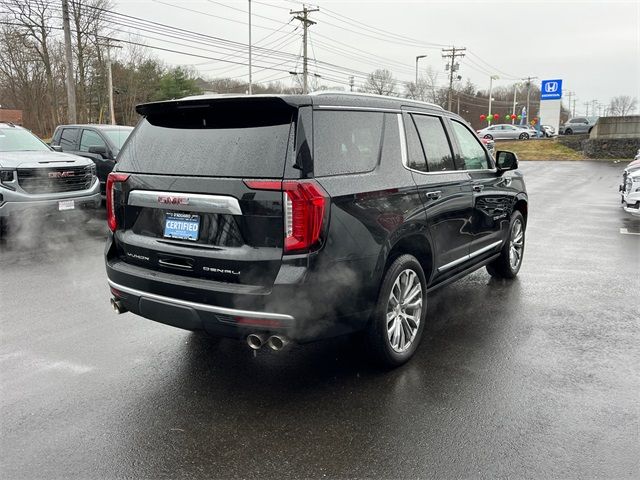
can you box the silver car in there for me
[515,125,541,138]
[476,123,531,140]
[0,123,101,238]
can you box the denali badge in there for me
[48,171,74,178]
[158,195,189,205]
[203,266,241,276]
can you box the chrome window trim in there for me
[108,280,295,321]
[437,240,503,273]
[397,113,408,166]
[128,190,242,215]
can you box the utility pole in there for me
[349,76,355,92]
[248,0,252,94]
[572,98,577,118]
[99,38,121,125]
[442,46,465,111]
[290,5,319,94]
[488,74,499,121]
[591,99,598,117]
[584,102,590,116]
[457,94,460,115]
[61,0,77,123]
[522,76,538,124]
[512,83,520,124]
[565,91,575,117]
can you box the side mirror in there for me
[496,150,519,172]
[50,145,63,152]
[88,145,108,157]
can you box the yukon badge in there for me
[157,195,189,205]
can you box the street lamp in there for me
[488,74,499,121]
[415,55,427,89]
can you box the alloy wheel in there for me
[386,269,423,353]
[509,218,524,270]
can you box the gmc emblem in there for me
[48,171,74,178]
[157,195,189,205]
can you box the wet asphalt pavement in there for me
[1,161,639,479]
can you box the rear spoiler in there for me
[136,95,308,116]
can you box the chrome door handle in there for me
[472,184,484,192]
[426,190,442,200]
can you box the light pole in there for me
[248,0,252,95]
[415,55,427,94]
[488,75,499,121]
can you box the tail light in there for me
[106,173,130,232]
[244,179,329,253]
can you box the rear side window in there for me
[412,114,456,172]
[404,114,427,171]
[117,103,294,177]
[59,128,78,150]
[313,110,383,176]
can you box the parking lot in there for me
[1,161,638,479]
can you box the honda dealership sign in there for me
[539,79,563,135]
[541,79,563,100]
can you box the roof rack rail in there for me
[310,90,445,110]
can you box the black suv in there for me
[50,124,133,194]
[105,93,528,367]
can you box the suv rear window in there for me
[313,110,384,176]
[117,103,294,177]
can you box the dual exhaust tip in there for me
[247,333,289,351]
[110,297,127,314]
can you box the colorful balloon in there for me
[511,114,516,120]
[493,113,500,120]
[517,115,522,120]
[480,114,486,120]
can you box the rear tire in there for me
[366,254,427,368]
[565,128,573,135]
[486,211,525,279]
[484,134,493,140]
[519,133,529,140]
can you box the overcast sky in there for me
[116,0,640,116]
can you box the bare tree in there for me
[404,77,429,101]
[608,95,637,116]
[362,69,396,96]
[1,0,60,129]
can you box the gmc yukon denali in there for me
[105,93,528,367]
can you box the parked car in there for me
[50,124,134,195]
[477,123,531,140]
[515,125,542,138]
[620,150,640,217]
[105,92,528,367]
[541,125,556,137]
[559,117,598,135]
[0,123,100,237]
